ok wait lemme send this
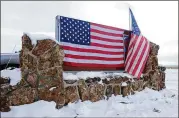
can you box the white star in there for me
[62,32,63,34]
[64,20,66,22]
[83,41,84,43]
[67,18,68,20]
[72,39,74,41]
[68,38,69,40]
[65,35,66,37]
[78,40,79,42]
[72,19,74,21]
[67,29,69,30]
[85,39,87,41]
[75,37,77,39]
[64,25,66,27]
[77,21,79,22]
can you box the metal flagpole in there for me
[129,9,132,96]
[114,3,131,69]
[124,6,131,66]
[129,7,131,31]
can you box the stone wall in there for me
[0,34,166,112]
[143,42,166,91]
[0,77,11,112]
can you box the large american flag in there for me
[56,16,126,69]
[125,9,150,78]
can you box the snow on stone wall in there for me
[0,33,166,112]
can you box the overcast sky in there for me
[1,1,178,66]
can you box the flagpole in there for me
[129,7,131,31]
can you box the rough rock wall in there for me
[8,34,65,107]
[0,77,11,112]
[0,35,166,112]
[143,42,166,91]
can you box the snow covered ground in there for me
[1,68,178,117]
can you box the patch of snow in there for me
[130,78,135,82]
[1,68,21,85]
[63,71,133,80]
[76,71,106,79]
[98,80,103,85]
[113,72,134,78]
[121,82,127,86]
[63,71,107,80]
[106,77,111,81]
[63,73,78,80]
[49,87,56,91]
[23,32,60,46]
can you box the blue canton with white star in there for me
[130,8,141,36]
[60,16,90,45]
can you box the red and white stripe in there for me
[125,34,150,78]
[61,23,125,68]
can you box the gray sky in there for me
[1,1,178,66]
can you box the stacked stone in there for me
[7,34,65,108]
[142,42,166,91]
[63,75,144,105]
[0,77,11,112]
